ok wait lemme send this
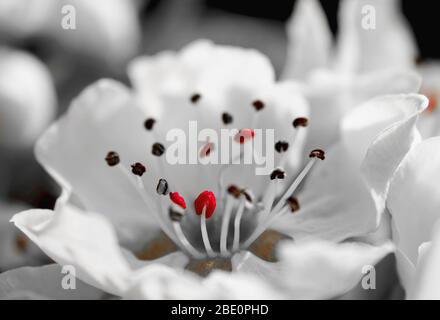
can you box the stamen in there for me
[195,191,217,257]
[199,142,215,158]
[131,162,146,176]
[201,206,216,257]
[232,197,246,252]
[220,191,236,256]
[270,168,286,180]
[169,192,186,209]
[194,190,216,219]
[274,141,289,153]
[152,143,165,157]
[234,128,255,144]
[252,99,265,111]
[144,118,156,131]
[286,196,300,213]
[156,178,169,195]
[190,93,201,104]
[170,207,205,259]
[293,117,309,128]
[222,112,233,125]
[243,150,325,248]
[105,151,120,166]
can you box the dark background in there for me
[142,0,438,60]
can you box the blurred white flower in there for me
[283,0,420,150]
[0,47,56,148]
[0,0,141,68]
[416,62,440,138]
[2,41,427,299]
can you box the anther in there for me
[274,141,289,153]
[156,178,169,195]
[170,192,186,209]
[227,185,242,198]
[144,118,156,131]
[152,142,165,156]
[222,112,233,125]
[131,162,146,176]
[199,142,214,158]
[270,168,286,180]
[309,149,325,160]
[234,128,255,144]
[252,100,265,111]
[286,196,300,213]
[293,117,309,128]
[190,93,201,104]
[105,151,120,166]
[194,190,217,219]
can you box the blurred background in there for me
[0,0,438,270]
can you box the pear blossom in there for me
[2,41,428,299]
[363,135,440,299]
[0,0,141,69]
[283,0,420,151]
[0,47,56,148]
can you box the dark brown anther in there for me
[222,112,233,125]
[152,143,165,157]
[252,100,265,111]
[190,93,201,104]
[169,207,184,222]
[270,168,286,180]
[131,162,146,176]
[293,117,309,128]
[105,151,120,167]
[275,141,289,153]
[144,118,156,131]
[156,178,169,195]
[309,149,325,160]
[286,196,300,213]
[227,185,242,198]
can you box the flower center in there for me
[103,94,325,270]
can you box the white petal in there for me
[277,240,394,299]
[407,222,440,299]
[0,264,104,300]
[11,193,132,296]
[0,203,46,271]
[122,249,189,271]
[127,263,282,300]
[35,79,161,247]
[353,94,427,218]
[0,47,56,148]
[335,0,417,74]
[271,144,377,242]
[387,138,440,267]
[304,68,421,151]
[282,0,332,80]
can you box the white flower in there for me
[0,0,141,68]
[3,41,427,299]
[360,101,440,298]
[282,0,420,151]
[0,47,56,148]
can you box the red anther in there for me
[194,190,216,219]
[199,142,214,158]
[234,128,255,144]
[170,192,186,209]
